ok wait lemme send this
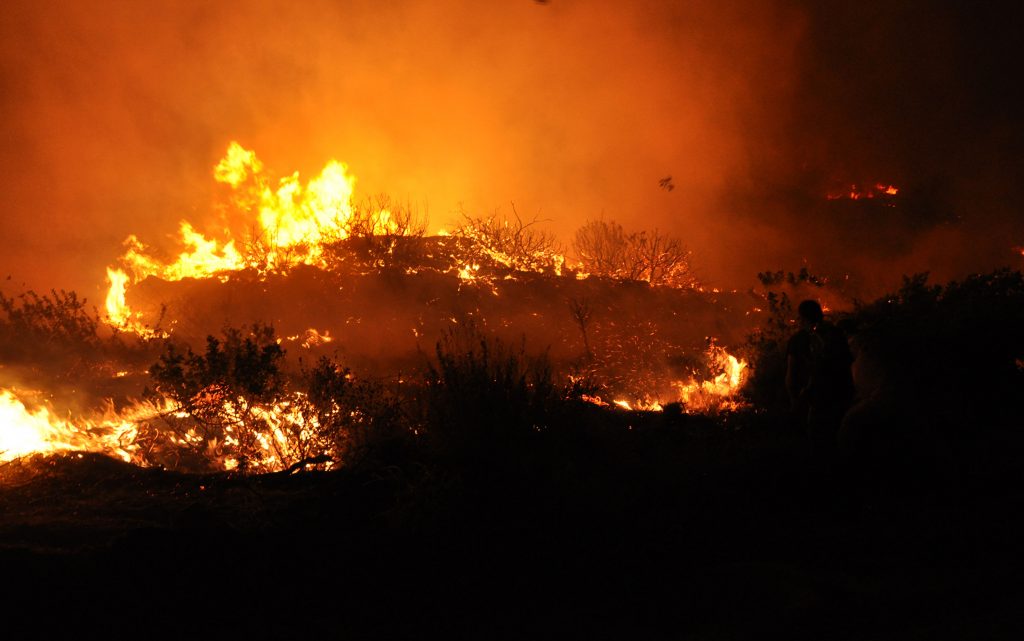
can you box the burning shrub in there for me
[145,324,288,471]
[455,206,563,274]
[243,195,428,275]
[572,219,697,288]
[324,195,429,272]
[141,323,408,473]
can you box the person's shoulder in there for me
[787,329,810,353]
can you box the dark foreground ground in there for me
[2,408,1023,640]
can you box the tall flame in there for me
[105,142,370,331]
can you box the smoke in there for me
[1,0,1020,302]
[734,0,1024,293]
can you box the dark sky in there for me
[1,0,1021,300]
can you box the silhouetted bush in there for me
[0,289,102,360]
[422,323,559,462]
[849,269,1024,428]
[742,269,1024,427]
[741,290,795,412]
[296,354,410,468]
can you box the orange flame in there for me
[588,343,748,414]
[104,142,372,331]
[0,388,167,464]
[0,386,341,474]
[826,183,899,201]
[672,344,748,413]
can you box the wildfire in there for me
[104,142,383,331]
[612,399,664,412]
[672,344,748,413]
[587,343,748,414]
[0,141,759,473]
[0,385,342,474]
[0,389,163,464]
[299,328,334,349]
[827,183,900,201]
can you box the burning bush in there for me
[572,219,697,288]
[142,324,405,472]
[454,206,563,274]
[144,324,289,471]
[321,195,429,273]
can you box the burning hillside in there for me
[2,142,755,472]
[2,4,1023,637]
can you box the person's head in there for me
[797,299,824,328]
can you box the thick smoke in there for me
[1,0,1020,301]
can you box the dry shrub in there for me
[455,205,562,273]
[573,219,697,287]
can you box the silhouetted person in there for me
[786,299,854,454]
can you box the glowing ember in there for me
[827,183,900,201]
[672,344,748,413]
[458,264,481,281]
[581,343,748,414]
[299,328,334,349]
[613,399,663,412]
